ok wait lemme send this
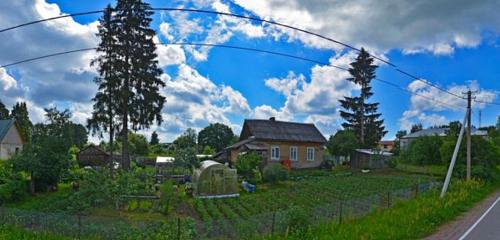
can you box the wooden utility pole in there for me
[466,90,472,181]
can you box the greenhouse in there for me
[192,160,239,198]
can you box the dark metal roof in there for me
[402,127,487,139]
[0,119,15,142]
[241,119,327,143]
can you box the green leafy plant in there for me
[263,164,289,184]
[236,152,262,182]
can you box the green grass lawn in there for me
[396,163,447,177]
[0,225,71,240]
[5,183,72,211]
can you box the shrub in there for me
[263,164,289,184]
[235,152,262,181]
[284,205,311,237]
[0,162,28,204]
[402,136,443,165]
[0,174,27,204]
[159,181,179,214]
[385,157,398,168]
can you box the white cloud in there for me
[0,0,99,111]
[252,105,293,121]
[158,64,251,141]
[163,0,265,62]
[0,68,17,91]
[159,22,174,41]
[265,71,305,96]
[259,52,358,134]
[234,0,500,55]
[399,80,497,130]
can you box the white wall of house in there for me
[0,125,23,160]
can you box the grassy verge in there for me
[396,163,446,177]
[262,179,498,240]
[0,225,71,240]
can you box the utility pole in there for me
[478,110,482,129]
[466,90,472,181]
[463,90,477,181]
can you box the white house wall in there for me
[0,125,23,160]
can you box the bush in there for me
[159,181,179,214]
[0,174,27,204]
[0,162,28,204]
[235,152,262,182]
[402,136,443,165]
[385,157,398,168]
[263,164,289,184]
[284,205,311,237]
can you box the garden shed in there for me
[351,149,393,169]
[192,160,238,198]
[77,145,111,167]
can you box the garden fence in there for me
[0,181,440,239]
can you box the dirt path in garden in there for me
[424,189,500,240]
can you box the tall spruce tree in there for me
[0,100,9,119]
[150,131,159,145]
[10,102,33,142]
[339,48,387,148]
[112,0,165,169]
[88,5,121,165]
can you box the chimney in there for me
[269,117,276,121]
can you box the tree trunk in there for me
[360,83,365,145]
[29,171,35,195]
[122,111,129,170]
[109,125,114,172]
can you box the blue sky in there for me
[1,0,500,142]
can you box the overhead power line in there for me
[474,99,500,106]
[0,48,97,68]
[0,7,464,101]
[0,42,464,110]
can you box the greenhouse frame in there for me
[192,160,239,198]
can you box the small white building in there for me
[0,119,25,160]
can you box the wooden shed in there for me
[77,145,111,168]
[192,160,238,198]
[350,149,393,169]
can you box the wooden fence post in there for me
[77,213,81,240]
[387,192,391,208]
[338,201,343,225]
[271,212,276,237]
[177,217,181,240]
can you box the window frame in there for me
[271,145,280,161]
[290,146,298,161]
[306,147,315,161]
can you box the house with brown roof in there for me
[0,119,25,160]
[219,117,327,169]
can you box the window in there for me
[271,146,280,160]
[307,147,315,161]
[290,146,298,161]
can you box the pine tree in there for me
[0,100,9,119]
[150,131,160,145]
[88,5,121,165]
[113,0,165,169]
[10,102,33,141]
[339,48,387,148]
